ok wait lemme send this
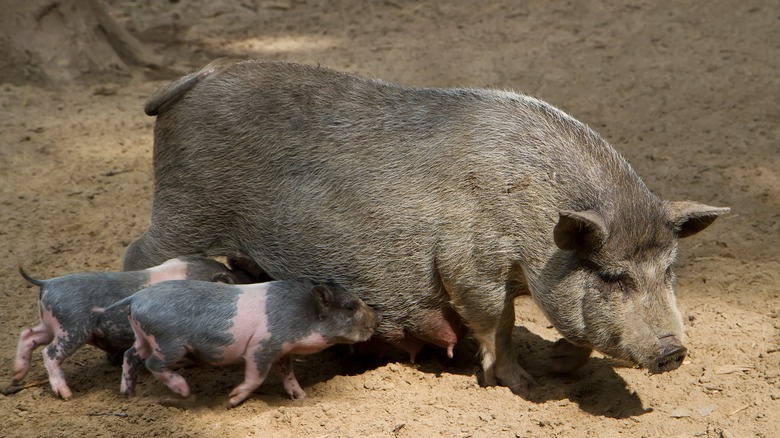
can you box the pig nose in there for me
[651,335,687,374]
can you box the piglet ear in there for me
[553,210,608,251]
[312,284,334,320]
[212,272,235,284]
[664,201,730,238]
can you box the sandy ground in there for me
[1,0,778,436]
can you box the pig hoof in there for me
[549,339,592,375]
[226,397,246,409]
[508,381,530,398]
[56,388,73,400]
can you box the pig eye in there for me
[598,272,623,284]
[344,301,358,311]
[598,272,628,294]
[664,267,675,282]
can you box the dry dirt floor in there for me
[1,1,778,437]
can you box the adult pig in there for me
[13,256,252,400]
[115,278,379,408]
[123,59,730,395]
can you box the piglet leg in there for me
[144,350,191,398]
[150,369,191,398]
[274,355,306,400]
[13,323,53,382]
[41,341,74,400]
[227,357,272,409]
[120,346,144,396]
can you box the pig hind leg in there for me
[120,345,145,396]
[144,347,191,398]
[123,229,182,271]
[122,207,228,271]
[41,332,88,400]
[274,355,305,400]
[13,323,54,382]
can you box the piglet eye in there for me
[344,301,358,311]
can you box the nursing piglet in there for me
[12,256,252,399]
[117,278,379,408]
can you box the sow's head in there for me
[542,199,729,373]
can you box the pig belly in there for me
[282,332,331,355]
[411,308,465,357]
[379,307,466,361]
[206,290,270,366]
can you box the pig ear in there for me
[664,201,730,238]
[212,272,235,284]
[553,210,608,251]
[312,284,334,320]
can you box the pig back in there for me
[148,60,654,334]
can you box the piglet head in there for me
[311,282,380,344]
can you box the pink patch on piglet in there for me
[147,258,189,285]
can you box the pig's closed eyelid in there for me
[597,271,624,283]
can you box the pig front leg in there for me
[274,355,306,400]
[227,351,274,409]
[549,338,592,374]
[13,323,54,382]
[451,284,535,397]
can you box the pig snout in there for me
[353,305,381,343]
[650,335,687,374]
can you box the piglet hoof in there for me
[226,396,246,410]
[119,383,134,398]
[12,370,27,383]
[281,379,307,400]
[549,338,592,375]
[227,388,251,409]
[54,386,74,401]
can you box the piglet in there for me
[13,256,253,400]
[116,278,380,408]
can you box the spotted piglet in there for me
[12,256,254,400]
[116,278,380,408]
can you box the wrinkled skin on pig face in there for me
[541,199,727,374]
